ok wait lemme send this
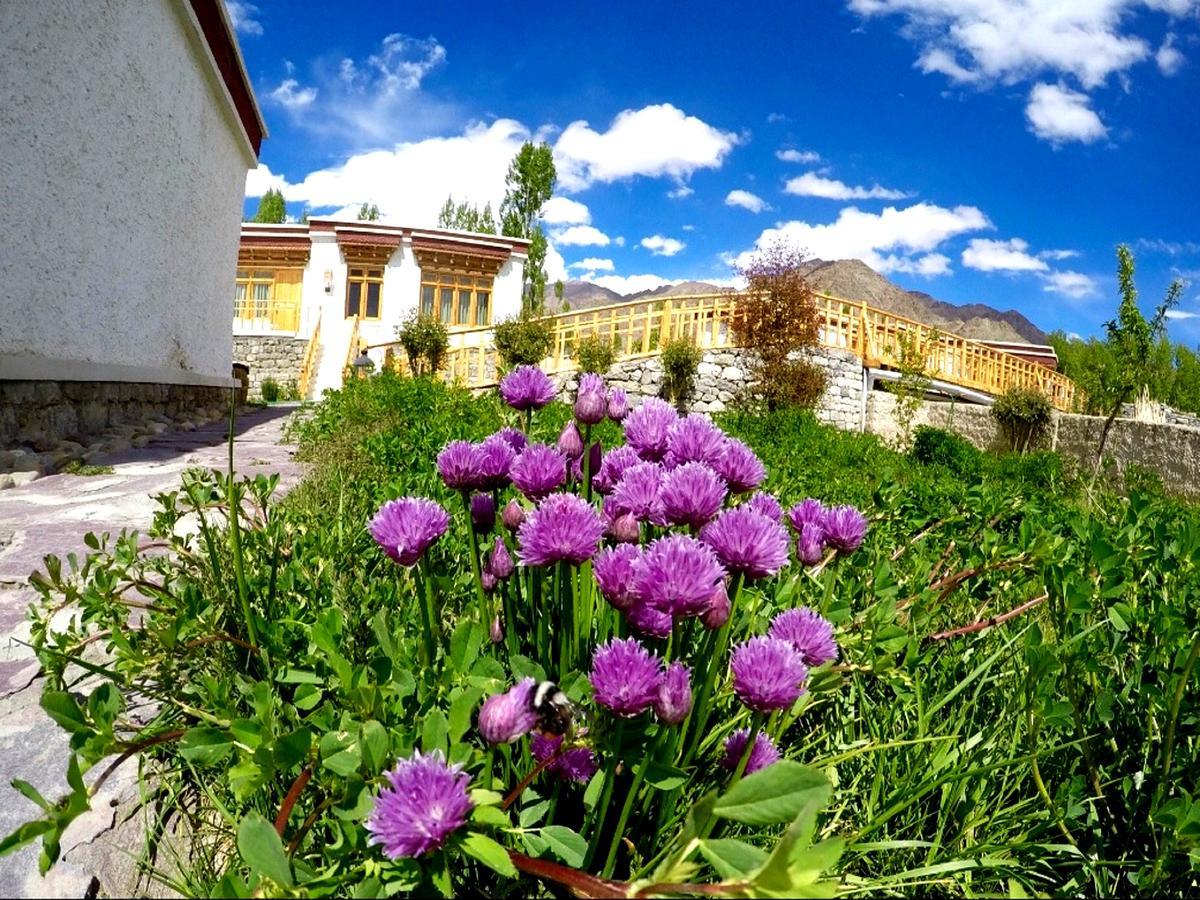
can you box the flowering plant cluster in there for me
[364,365,867,883]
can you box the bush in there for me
[660,336,702,407]
[756,357,827,411]
[397,313,449,375]
[572,333,617,374]
[990,386,1052,452]
[494,313,553,367]
[910,425,981,478]
[260,377,281,402]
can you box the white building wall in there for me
[493,257,527,322]
[0,0,256,385]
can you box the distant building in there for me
[0,0,264,446]
[977,340,1059,371]
[233,221,530,398]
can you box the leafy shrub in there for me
[757,357,827,411]
[397,313,449,375]
[989,449,1074,495]
[260,377,281,402]
[910,425,981,478]
[283,378,301,401]
[493,313,553,367]
[1124,461,1165,496]
[572,333,617,374]
[990,386,1052,452]
[660,336,702,407]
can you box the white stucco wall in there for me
[0,0,256,385]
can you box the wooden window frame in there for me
[419,268,494,329]
[346,267,385,320]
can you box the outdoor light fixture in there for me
[324,269,333,293]
[352,348,374,378]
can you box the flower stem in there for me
[460,492,490,630]
[682,573,743,765]
[601,729,661,878]
[412,565,436,669]
[586,720,624,867]
[731,713,764,785]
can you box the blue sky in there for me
[229,0,1200,340]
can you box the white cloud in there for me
[357,33,447,93]
[784,172,911,200]
[590,274,685,295]
[1165,309,1199,320]
[246,119,530,224]
[1157,33,1186,75]
[245,163,289,197]
[270,78,318,109]
[1137,238,1200,255]
[667,185,695,199]
[1025,82,1107,144]
[1040,248,1080,260]
[733,202,991,274]
[554,225,612,247]
[224,1,263,36]
[776,148,821,163]
[570,258,615,271]
[544,243,568,286]
[1042,270,1100,299]
[962,237,1049,272]
[641,235,687,257]
[725,190,771,213]
[767,112,790,123]
[884,252,953,277]
[554,104,740,192]
[848,0,1192,90]
[542,196,591,225]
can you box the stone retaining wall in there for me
[233,336,308,399]
[865,392,1200,496]
[556,346,865,430]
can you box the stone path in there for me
[0,405,307,897]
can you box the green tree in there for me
[1091,245,1182,478]
[555,279,567,312]
[499,142,556,310]
[251,188,286,223]
[357,203,380,221]
[437,196,498,234]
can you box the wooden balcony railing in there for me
[297,312,321,400]
[365,291,1079,410]
[233,298,301,333]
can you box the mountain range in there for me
[559,259,1048,345]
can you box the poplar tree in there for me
[251,188,286,223]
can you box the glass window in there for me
[346,282,361,318]
[457,289,471,324]
[345,267,384,318]
[421,268,496,327]
[475,291,490,326]
[440,288,453,323]
[421,285,435,317]
[366,282,381,318]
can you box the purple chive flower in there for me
[720,729,781,776]
[611,462,667,525]
[610,513,640,543]
[634,534,726,619]
[594,445,642,494]
[627,597,674,638]
[666,415,727,468]
[366,751,473,859]
[770,607,839,667]
[588,440,602,475]
[558,421,584,459]
[701,507,791,580]
[796,524,826,566]
[470,494,496,533]
[510,445,567,501]
[787,498,827,534]
[607,388,629,422]
[730,637,809,713]
[517,493,604,567]
[569,455,584,484]
[590,638,664,717]
[436,440,482,492]
[594,544,642,612]
[478,678,540,744]
[495,426,528,454]
[574,373,608,425]
[655,661,693,725]
[499,365,556,411]
[477,435,516,491]
[660,462,728,528]
[624,397,678,462]
[701,582,731,630]
[490,615,504,644]
[823,505,868,554]
[369,498,451,566]
[502,499,526,532]
[532,733,599,783]
[744,492,783,523]
[481,569,497,592]
[712,438,766,493]
[488,536,514,580]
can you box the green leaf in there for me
[273,728,312,770]
[179,727,233,766]
[470,789,504,807]
[322,747,362,777]
[236,811,293,888]
[461,832,518,878]
[41,692,88,735]
[10,779,50,812]
[276,666,324,684]
[699,838,768,879]
[713,762,831,826]
[472,806,511,828]
[640,759,689,791]
[422,710,448,758]
[449,621,484,674]
[359,721,389,773]
[0,819,55,857]
[448,688,484,745]
[539,825,587,867]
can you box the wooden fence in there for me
[368,292,1079,410]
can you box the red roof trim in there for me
[240,235,311,249]
[410,236,510,260]
[189,0,264,156]
[336,231,402,248]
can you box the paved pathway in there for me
[0,405,306,897]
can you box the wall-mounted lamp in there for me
[323,269,333,293]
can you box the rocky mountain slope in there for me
[560,260,1047,344]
